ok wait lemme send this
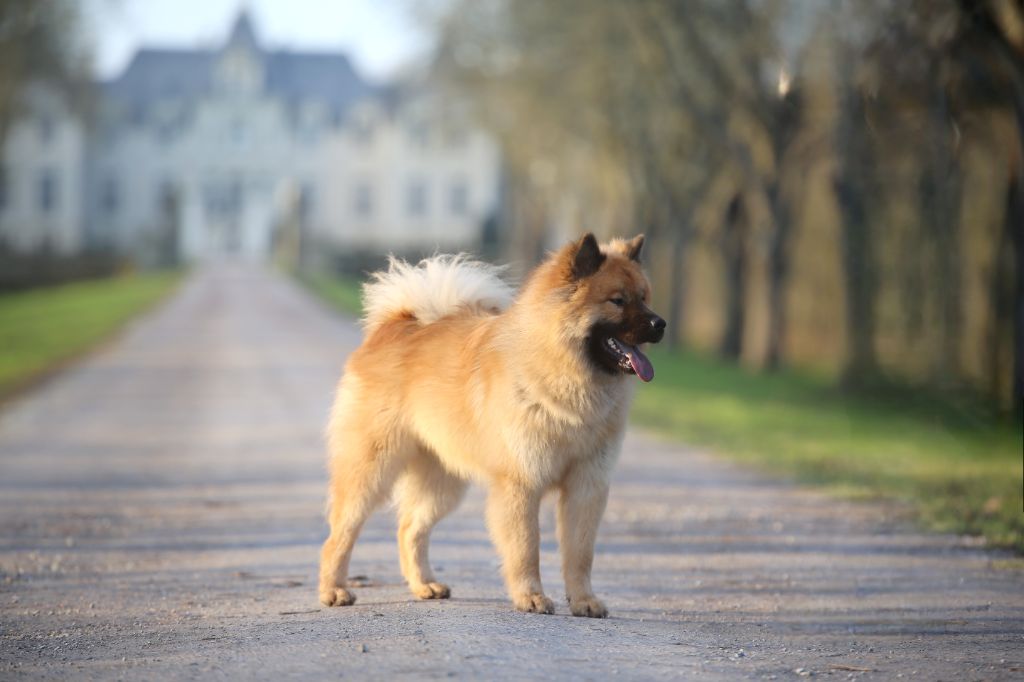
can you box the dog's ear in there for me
[571,233,605,280]
[625,234,645,263]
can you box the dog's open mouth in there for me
[603,337,654,382]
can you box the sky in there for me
[81,0,432,82]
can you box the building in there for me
[0,85,88,256]
[0,11,501,263]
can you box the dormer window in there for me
[353,118,374,145]
[217,47,262,94]
[346,104,377,145]
[215,11,264,95]
[295,102,326,145]
[230,118,246,146]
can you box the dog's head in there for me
[553,233,666,382]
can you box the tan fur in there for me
[318,234,654,617]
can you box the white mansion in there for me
[0,12,501,263]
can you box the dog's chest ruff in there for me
[502,379,630,482]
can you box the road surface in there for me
[1,266,1022,680]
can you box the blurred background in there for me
[0,1,1021,550]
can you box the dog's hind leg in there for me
[318,431,404,607]
[394,450,467,600]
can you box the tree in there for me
[0,0,92,144]
[955,0,1024,415]
[431,0,1021,411]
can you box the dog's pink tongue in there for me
[624,345,654,382]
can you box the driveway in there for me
[1,266,1021,680]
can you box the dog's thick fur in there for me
[318,233,664,617]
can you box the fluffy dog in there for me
[318,233,665,617]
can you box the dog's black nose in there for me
[647,315,666,343]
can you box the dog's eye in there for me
[609,297,625,307]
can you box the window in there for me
[227,179,243,213]
[354,182,373,218]
[38,169,57,213]
[406,179,427,217]
[408,120,429,148]
[354,120,374,146]
[299,181,315,218]
[202,179,241,217]
[299,103,325,146]
[130,105,146,127]
[39,117,55,145]
[230,118,246,146]
[445,125,468,149]
[449,181,468,216]
[202,182,221,214]
[218,48,261,94]
[157,125,174,145]
[101,176,119,214]
[157,180,177,213]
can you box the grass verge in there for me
[632,348,1024,553]
[0,272,183,400]
[298,272,363,318]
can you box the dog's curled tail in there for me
[361,254,514,333]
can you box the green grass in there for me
[299,272,364,317]
[632,348,1024,553]
[0,272,182,398]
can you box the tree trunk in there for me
[1007,88,1024,418]
[764,184,791,370]
[956,0,1024,413]
[666,211,689,350]
[720,193,748,360]
[921,68,963,385]
[835,88,879,387]
[1009,167,1024,417]
[762,91,801,371]
[837,180,877,386]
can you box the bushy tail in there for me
[361,254,514,333]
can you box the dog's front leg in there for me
[557,461,611,618]
[486,479,554,614]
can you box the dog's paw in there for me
[568,594,608,618]
[513,592,555,615]
[411,582,451,600]
[319,587,356,607]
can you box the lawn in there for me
[304,272,1024,553]
[298,271,363,318]
[0,272,182,399]
[632,348,1024,553]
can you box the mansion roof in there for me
[102,11,374,119]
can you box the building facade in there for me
[0,85,88,256]
[0,12,501,263]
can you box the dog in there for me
[318,233,665,617]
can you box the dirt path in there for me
[1,266,1021,680]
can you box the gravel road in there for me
[1,265,1022,680]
